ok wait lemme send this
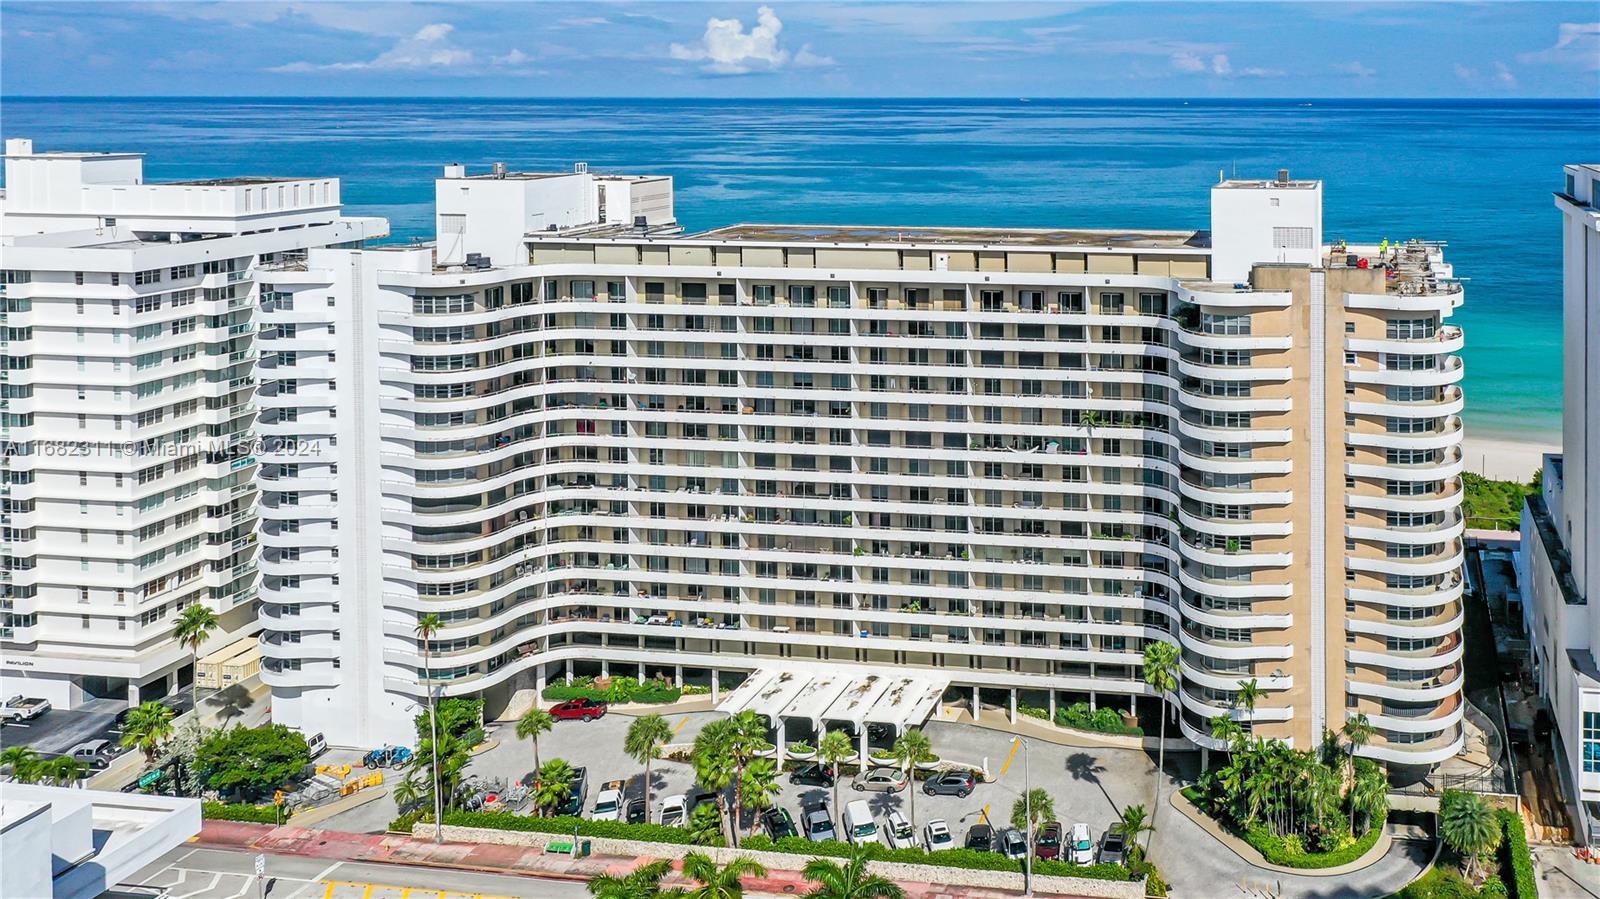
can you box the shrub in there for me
[1496,808,1538,899]
[1390,866,1482,899]
[389,810,422,833]
[1018,705,1049,720]
[1242,816,1383,869]
[1054,702,1143,737]
[202,800,282,824]
[739,834,1134,881]
[681,684,712,696]
[541,678,682,705]
[440,809,705,845]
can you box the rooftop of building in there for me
[163,176,309,187]
[1215,177,1321,190]
[684,222,1209,250]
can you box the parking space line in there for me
[323,884,335,899]
[671,716,688,735]
[999,738,1020,776]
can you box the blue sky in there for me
[2,1,1597,97]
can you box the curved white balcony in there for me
[1346,448,1464,481]
[1176,329,1293,352]
[1345,607,1463,640]
[1177,479,1294,507]
[1178,658,1293,692]
[1180,542,1292,568]
[1178,688,1293,724]
[1346,671,1461,703]
[1179,598,1294,630]
[1365,698,1465,736]
[1177,389,1293,414]
[1179,509,1293,539]
[1177,286,1294,308]
[1177,449,1292,477]
[1346,637,1463,671]
[1344,290,1464,314]
[1346,548,1464,579]
[1177,627,1293,661]
[1354,728,1466,766]
[1175,419,1294,445]
[1346,578,1464,609]
[1345,328,1464,356]
[1177,567,1294,600]
[1345,488,1462,515]
[1344,357,1463,389]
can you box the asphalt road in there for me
[120,845,591,899]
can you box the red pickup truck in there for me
[549,698,608,721]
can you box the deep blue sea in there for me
[4,97,1594,442]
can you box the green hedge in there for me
[540,676,682,705]
[739,834,1134,882]
[1390,866,1483,899]
[202,801,282,824]
[1241,818,1384,869]
[1497,809,1538,899]
[440,809,707,845]
[1055,702,1143,737]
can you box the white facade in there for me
[0,138,386,709]
[261,163,1466,762]
[0,782,200,899]
[1209,171,1324,283]
[1520,163,1600,838]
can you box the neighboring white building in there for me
[0,782,200,899]
[0,138,386,709]
[260,161,1468,768]
[1520,163,1600,841]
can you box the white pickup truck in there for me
[0,695,51,721]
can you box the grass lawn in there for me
[1462,472,1535,531]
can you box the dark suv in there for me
[922,770,976,797]
[965,823,995,852]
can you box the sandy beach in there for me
[1461,435,1559,482]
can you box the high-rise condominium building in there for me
[1520,163,1600,840]
[255,160,1467,767]
[0,139,385,708]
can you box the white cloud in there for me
[1171,51,1235,76]
[1518,22,1599,70]
[1210,54,1232,76]
[1333,61,1376,78]
[493,49,531,66]
[1453,63,1477,80]
[1170,50,1207,73]
[270,22,473,73]
[1494,61,1518,86]
[670,6,822,75]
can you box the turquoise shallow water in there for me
[3,97,1594,442]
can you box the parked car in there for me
[922,770,975,797]
[761,807,797,840]
[1069,822,1094,864]
[788,763,834,787]
[965,823,995,852]
[549,698,608,721]
[843,799,879,847]
[0,695,51,722]
[852,766,907,793]
[305,732,328,760]
[556,766,588,817]
[1098,830,1128,866]
[1035,821,1063,860]
[66,739,119,771]
[659,794,688,827]
[591,787,624,821]
[803,800,837,842]
[625,797,647,825]
[885,810,916,850]
[924,818,955,852]
[1001,828,1028,860]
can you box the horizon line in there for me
[5,95,1596,103]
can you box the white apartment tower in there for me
[258,160,1468,771]
[0,138,386,708]
[1520,164,1600,840]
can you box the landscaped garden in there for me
[1389,794,1537,899]
[541,675,687,705]
[1183,714,1389,869]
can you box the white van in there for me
[306,732,328,760]
[843,799,879,847]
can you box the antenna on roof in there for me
[1218,168,1224,184]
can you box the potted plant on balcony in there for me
[1225,537,1241,554]
[788,742,816,760]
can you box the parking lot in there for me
[319,707,1162,859]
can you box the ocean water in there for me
[4,97,1594,442]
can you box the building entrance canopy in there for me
[717,666,949,736]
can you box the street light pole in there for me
[1024,738,1034,897]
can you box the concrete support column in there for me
[775,721,786,760]
[1201,747,1210,773]
[1048,690,1057,721]
[1089,691,1097,712]
[675,665,683,688]
[601,660,610,678]
[1008,689,1017,724]
[536,668,547,698]
[711,670,720,703]
[126,681,141,708]
[858,726,869,762]
[565,660,573,685]
[165,670,179,695]
[971,687,980,719]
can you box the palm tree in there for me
[1234,678,1262,724]
[1347,762,1389,836]
[889,727,933,828]
[1440,789,1501,878]
[1,746,41,783]
[172,603,220,713]
[680,851,767,899]
[725,710,768,843]
[414,612,444,842]
[1112,803,1154,857]
[587,858,676,899]
[43,755,86,787]
[625,713,673,823]
[516,707,555,783]
[1142,640,1180,818]
[1209,714,1244,752]
[800,847,905,899]
[740,757,782,836]
[534,758,576,817]
[817,729,854,820]
[1341,713,1375,784]
[692,720,737,841]
[119,700,177,763]
[1010,788,1056,832]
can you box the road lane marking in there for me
[672,717,689,735]
[999,738,1020,776]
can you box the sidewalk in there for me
[195,821,1049,898]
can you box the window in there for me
[1585,711,1600,774]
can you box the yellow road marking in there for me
[323,884,335,899]
[980,804,991,825]
[1000,738,1020,776]
[362,884,374,899]
[672,716,689,735]
[400,889,412,899]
